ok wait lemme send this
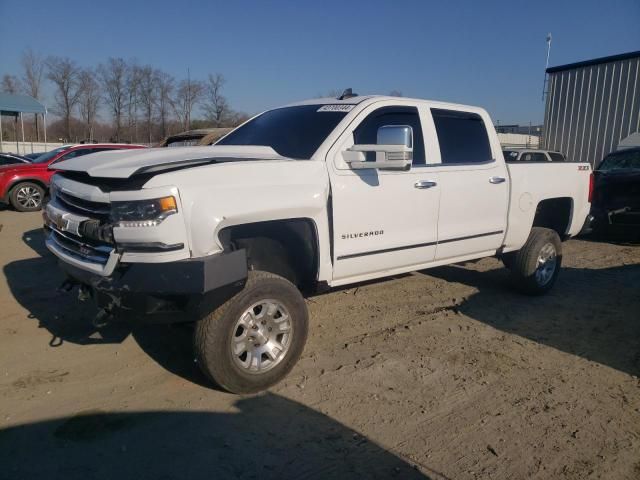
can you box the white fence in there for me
[497,133,540,149]
[1,141,66,156]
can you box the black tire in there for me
[194,271,308,394]
[509,227,562,295]
[9,182,45,212]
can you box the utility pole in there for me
[541,33,552,101]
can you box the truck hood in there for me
[53,145,289,178]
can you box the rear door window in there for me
[431,109,492,165]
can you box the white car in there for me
[43,91,593,393]
[502,149,566,162]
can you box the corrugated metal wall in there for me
[542,55,640,167]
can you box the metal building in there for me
[542,50,640,167]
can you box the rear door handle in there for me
[489,176,506,184]
[414,180,437,189]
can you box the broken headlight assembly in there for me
[110,196,177,227]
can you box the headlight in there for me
[111,196,177,227]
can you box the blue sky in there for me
[0,0,638,124]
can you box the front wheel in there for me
[194,271,309,394]
[508,227,562,295]
[10,182,45,212]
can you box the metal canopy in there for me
[0,93,48,154]
[0,93,47,115]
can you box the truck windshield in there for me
[598,150,640,171]
[217,105,349,159]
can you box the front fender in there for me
[145,160,331,258]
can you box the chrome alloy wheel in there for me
[16,186,42,209]
[535,242,557,285]
[230,299,293,374]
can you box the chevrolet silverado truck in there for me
[43,92,593,394]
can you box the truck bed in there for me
[503,162,592,252]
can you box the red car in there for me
[0,143,146,212]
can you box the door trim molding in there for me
[336,230,504,260]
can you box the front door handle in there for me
[414,180,437,189]
[489,176,506,184]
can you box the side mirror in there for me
[342,125,413,170]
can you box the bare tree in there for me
[203,73,229,127]
[78,69,101,141]
[173,77,204,131]
[46,56,82,141]
[98,58,127,141]
[138,65,157,144]
[1,74,21,94]
[21,48,45,140]
[226,110,251,127]
[154,70,175,139]
[126,62,141,142]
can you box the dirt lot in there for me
[0,209,638,480]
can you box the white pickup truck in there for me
[43,91,593,393]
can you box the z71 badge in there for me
[341,230,384,240]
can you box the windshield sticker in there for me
[317,105,355,112]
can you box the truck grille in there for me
[56,191,111,220]
[47,227,113,265]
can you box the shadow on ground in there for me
[424,260,640,377]
[3,228,210,387]
[579,227,640,246]
[0,393,429,480]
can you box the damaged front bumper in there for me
[42,178,248,324]
[53,245,248,323]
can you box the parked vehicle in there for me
[43,92,592,393]
[502,149,566,162]
[588,147,640,234]
[0,143,146,212]
[158,128,233,147]
[23,152,44,161]
[0,153,31,166]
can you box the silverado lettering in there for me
[341,230,384,239]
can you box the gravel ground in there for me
[0,209,639,480]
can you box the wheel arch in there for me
[532,197,574,239]
[5,178,49,204]
[218,218,320,292]
[7,177,49,194]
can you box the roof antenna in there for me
[338,88,358,100]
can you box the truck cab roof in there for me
[285,94,488,114]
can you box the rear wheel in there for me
[194,271,308,394]
[10,182,45,212]
[508,227,562,295]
